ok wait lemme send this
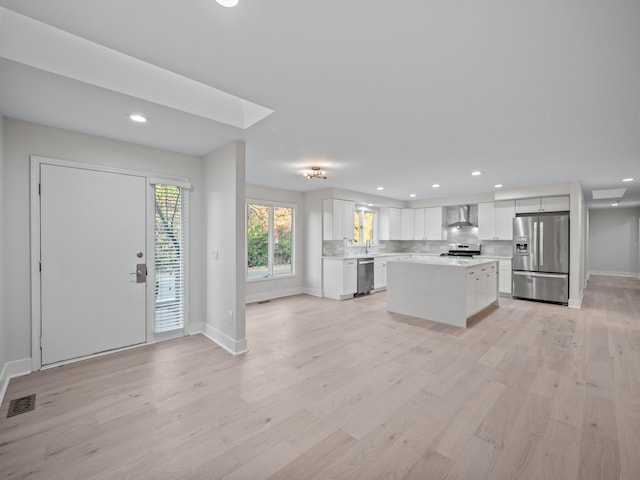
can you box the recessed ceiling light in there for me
[494,184,503,188]
[409,194,416,198]
[377,186,384,191]
[471,171,482,176]
[216,0,239,6]
[432,184,440,188]
[622,178,634,182]
[129,114,147,123]
[367,203,373,207]
[611,202,619,206]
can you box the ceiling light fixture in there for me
[367,203,373,207]
[377,186,384,191]
[471,171,482,176]
[611,202,619,206]
[432,184,440,188]
[303,166,327,180]
[216,0,239,7]
[129,113,147,123]
[622,178,634,182]
[494,184,503,188]
[410,194,416,198]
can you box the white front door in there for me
[40,163,147,366]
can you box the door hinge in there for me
[39,261,42,272]
[39,183,41,195]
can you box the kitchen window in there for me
[354,209,375,244]
[247,202,295,279]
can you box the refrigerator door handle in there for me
[539,222,543,267]
[532,221,538,268]
[513,271,567,279]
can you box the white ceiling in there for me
[0,1,638,208]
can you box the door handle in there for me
[533,221,537,268]
[134,264,147,283]
[539,222,544,267]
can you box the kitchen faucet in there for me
[365,240,370,254]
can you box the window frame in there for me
[353,206,378,245]
[152,183,189,335]
[246,199,296,282]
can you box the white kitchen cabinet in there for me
[542,196,570,212]
[374,257,387,290]
[499,259,512,294]
[401,208,415,240]
[477,202,497,240]
[478,201,515,240]
[515,195,569,214]
[496,201,516,239]
[322,199,356,241]
[323,258,357,300]
[378,208,390,240]
[389,208,402,240]
[426,207,444,240]
[414,208,427,240]
[466,263,498,317]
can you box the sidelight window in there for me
[154,184,188,332]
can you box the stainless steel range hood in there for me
[445,205,478,228]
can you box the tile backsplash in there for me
[323,239,512,257]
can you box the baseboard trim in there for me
[246,287,304,304]
[588,270,640,279]
[188,321,205,335]
[201,325,248,356]
[568,292,583,309]
[302,287,322,297]
[0,358,32,405]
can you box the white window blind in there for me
[154,184,187,332]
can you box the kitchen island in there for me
[387,257,499,327]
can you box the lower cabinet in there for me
[323,258,357,300]
[374,257,387,290]
[498,259,512,294]
[481,257,512,294]
[466,262,498,318]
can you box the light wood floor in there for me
[1,275,639,479]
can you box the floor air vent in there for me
[7,394,36,418]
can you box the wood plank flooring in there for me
[1,275,639,479]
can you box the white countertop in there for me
[388,256,499,268]
[323,253,511,260]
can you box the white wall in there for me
[303,188,332,297]
[569,182,587,307]
[0,115,6,372]
[589,207,640,277]
[203,141,247,354]
[245,184,305,303]
[2,119,206,364]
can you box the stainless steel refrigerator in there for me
[512,213,569,304]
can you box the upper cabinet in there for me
[426,207,444,240]
[389,208,402,240]
[414,208,427,240]
[400,208,414,240]
[378,207,402,240]
[515,195,570,214]
[322,199,356,241]
[478,201,515,240]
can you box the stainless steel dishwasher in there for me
[357,257,375,295]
